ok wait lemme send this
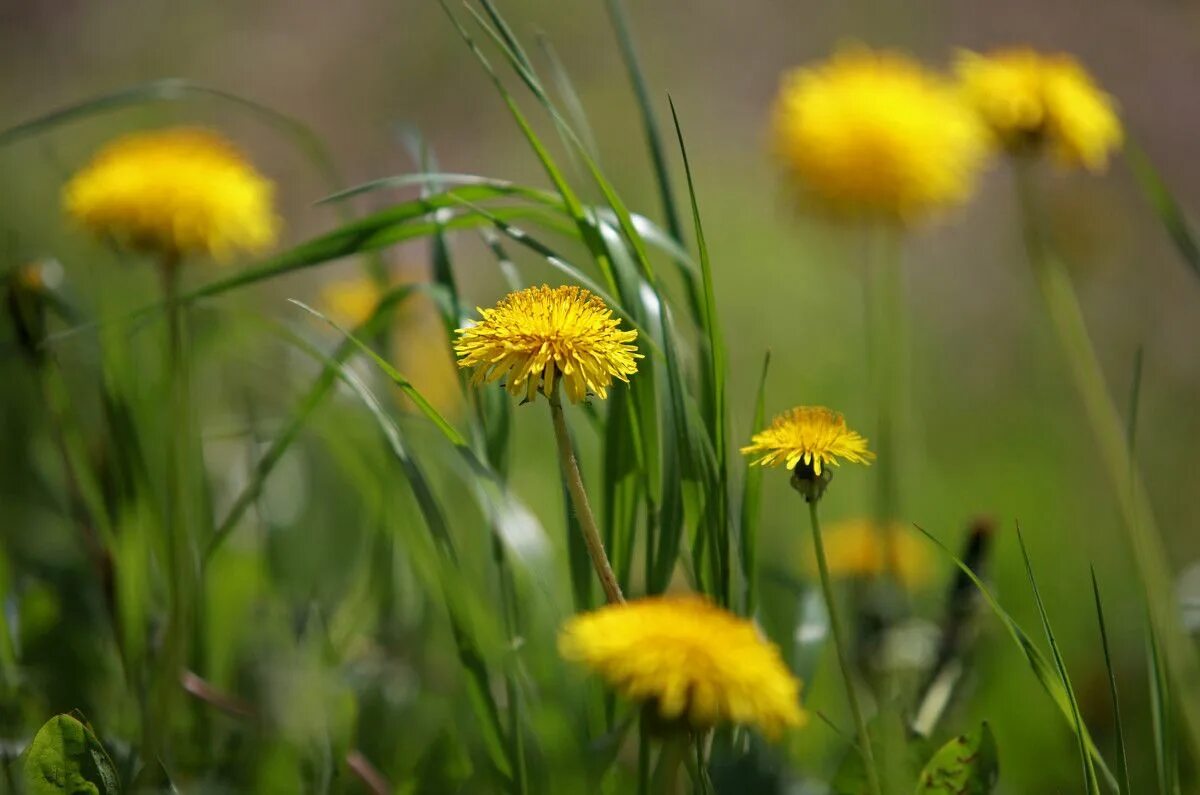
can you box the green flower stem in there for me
[807,497,882,795]
[1016,164,1200,762]
[548,389,624,604]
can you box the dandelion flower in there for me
[956,48,1123,172]
[64,127,278,259]
[811,518,932,589]
[742,406,874,475]
[321,276,382,327]
[772,46,991,221]
[454,285,640,404]
[559,595,805,738]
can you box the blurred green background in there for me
[3,1,1200,792]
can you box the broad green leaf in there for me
[914,723,999,794]
[23,713,120,795]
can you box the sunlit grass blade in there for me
[1014,526,1100,794]
[1091,568,1132,795]
[740,351,770,614]
[914,524,1120,792]
[1125,141,1200,281]
[536,35,601,163]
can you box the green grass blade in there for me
[601,0,683,245]
[1126,346,1144,454]
[740,351,771,614]
[1148,617,1181,795]
[1125,141,1200,281]
[1015,526,1100,795]
[1091,568,1132,795]
[536,35,601,162]
[914,524,1120,792]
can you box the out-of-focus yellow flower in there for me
[772,46,991,221]
[320,276,382,327]
[742,406,874,475]
[63,127,278,259]
[559,595,805,738]
[955,48,1123,172]
[809,518,932,589]
[454,285,640,404]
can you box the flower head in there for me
[559,595,804,738]
[811,518,932,589]
[742,406,874,475]
[772,46,991,221]
[321,276,382,327]
[454,285,640,404]
[63,127,278,259]
[956,48,1123,171]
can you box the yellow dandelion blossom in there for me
[63,127,278,259]
[772,46,991,221]
[956,48,1123,172]
[454,285,640,404]
[742,406,874,475]
[559,595,805,738]
[320,276,382,327]
[809,518,932,589]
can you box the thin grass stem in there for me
[806,498,882,795]
[548,389,624,604]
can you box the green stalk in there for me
[808,498,882,795]
[1015,163,1200,765]
[147,252,195,762]
[549,389,624,604]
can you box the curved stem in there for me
[807,498,882,795]
[548,389,624,604]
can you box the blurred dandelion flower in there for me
[956,48,1122,172]
[742,406,874,475]
[63,127,278,259]
[812,518,932,589]
[320,276,381,327]
[454,284,640,404]
[772,46,990,221]
[559,594,805,738]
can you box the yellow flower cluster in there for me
[454,285,640,404]
[771,45,1123,221]
[772,47,990,222]
[956,48,1123,171]
[742,405,874,475]
[64,127,278,260]
[559,595,805,738]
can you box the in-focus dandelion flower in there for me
[956,48,1123,172]
[559,595,805,738]
[454,285,640,404]
[772,46,991,221]
[320,276,382,327]
[742,406,874,475]
[809,518,932,589]
[63,127,278,259]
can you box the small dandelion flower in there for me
[810,518,932,590]
[559,595,805,738]
[63,127,279,259]
[772,46,991,221]
[454,285,640,405]
[741,406,874,475]
[956,48,1123,172]
[321,276,382,327]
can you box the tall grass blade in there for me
[1091,568,1132,795]
[914,525,1120,792]
[1148,617,1181,795]
[741,351,770,614]
[1014,527,1100,794]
